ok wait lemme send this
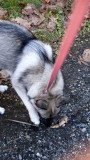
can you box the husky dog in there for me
[0,20,64,125]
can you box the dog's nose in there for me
[42,118,53,127]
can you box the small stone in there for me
[36,152,42,157]
[0,107,5,114]
[81,128,86,132]
[19,154,22,160]
[25,135,30,139]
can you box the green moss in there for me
[80,20,90,34]
[55,10,65,38]
[33,29,57,42]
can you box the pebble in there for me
[81,128,86,132]
[19,154,22,160]
[25,135,30,139]
[0,107,5,114]
[36,153,42,157]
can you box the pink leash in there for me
[46,0,90,92]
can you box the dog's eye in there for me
[36,100,48,110]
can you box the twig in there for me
[50,116,68,128]
[6,119,38,127]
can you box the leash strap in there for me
[46,0,90,92]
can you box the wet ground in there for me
[0,33,90,160]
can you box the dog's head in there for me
[35,95,62,119]
[33,70,65,119]
[26,41,65,122]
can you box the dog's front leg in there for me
[11,79,40,125]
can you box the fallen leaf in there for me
[46,16,57,31]
[11,17,31,29]
[22,4,33,16]
[30,16,39,26]
[82,49,90,62]
[0,7,8,18]
[85,10,90,19]
[0,70,9,79]
[29,13,45,26]
[50,116,68,128]
[41,0,64,12]
[39,13,45,24]
[44,0,50,3]
[21,3,45,28]
[78,49,90,65]
[22,3,38,17]
[19,2,26,7]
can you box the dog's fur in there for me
[0,20,64,125]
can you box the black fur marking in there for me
[0,21,36,54]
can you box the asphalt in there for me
[0,32,90,160]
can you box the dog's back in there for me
[0,20,36,73]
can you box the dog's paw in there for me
[0,107,5,114]
[30,112,40,125]
[0,85,8,92]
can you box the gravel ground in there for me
[0,33,90,160]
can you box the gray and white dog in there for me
[0,20,64,125]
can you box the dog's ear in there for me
[36,100,48,110]
[59,96,70,105]
[43,44,52,61]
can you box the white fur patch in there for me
[13,51,40,79]
[44,44,52,60]
[0,107,5,114]
[0,85,8,92]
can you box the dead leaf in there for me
[29,13,45,26]
[85,10,90,19]
[44,0,51,3]
[22,4,33,16]
[19,2,26,7]
[0,7,8,19]
[39,13,45,24]
[22,3,38,17]
[0,70,9,79]
[46,16,57,31]
[21,3,45,29]
[78,49,90,66]
[50,116,68,128]
[30,16,39,26]
[11,17,31,29]
[41,0,64,12]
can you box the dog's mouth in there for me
[35,95,70,126]
[41,117,53,127]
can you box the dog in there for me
[0,20,64,125]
